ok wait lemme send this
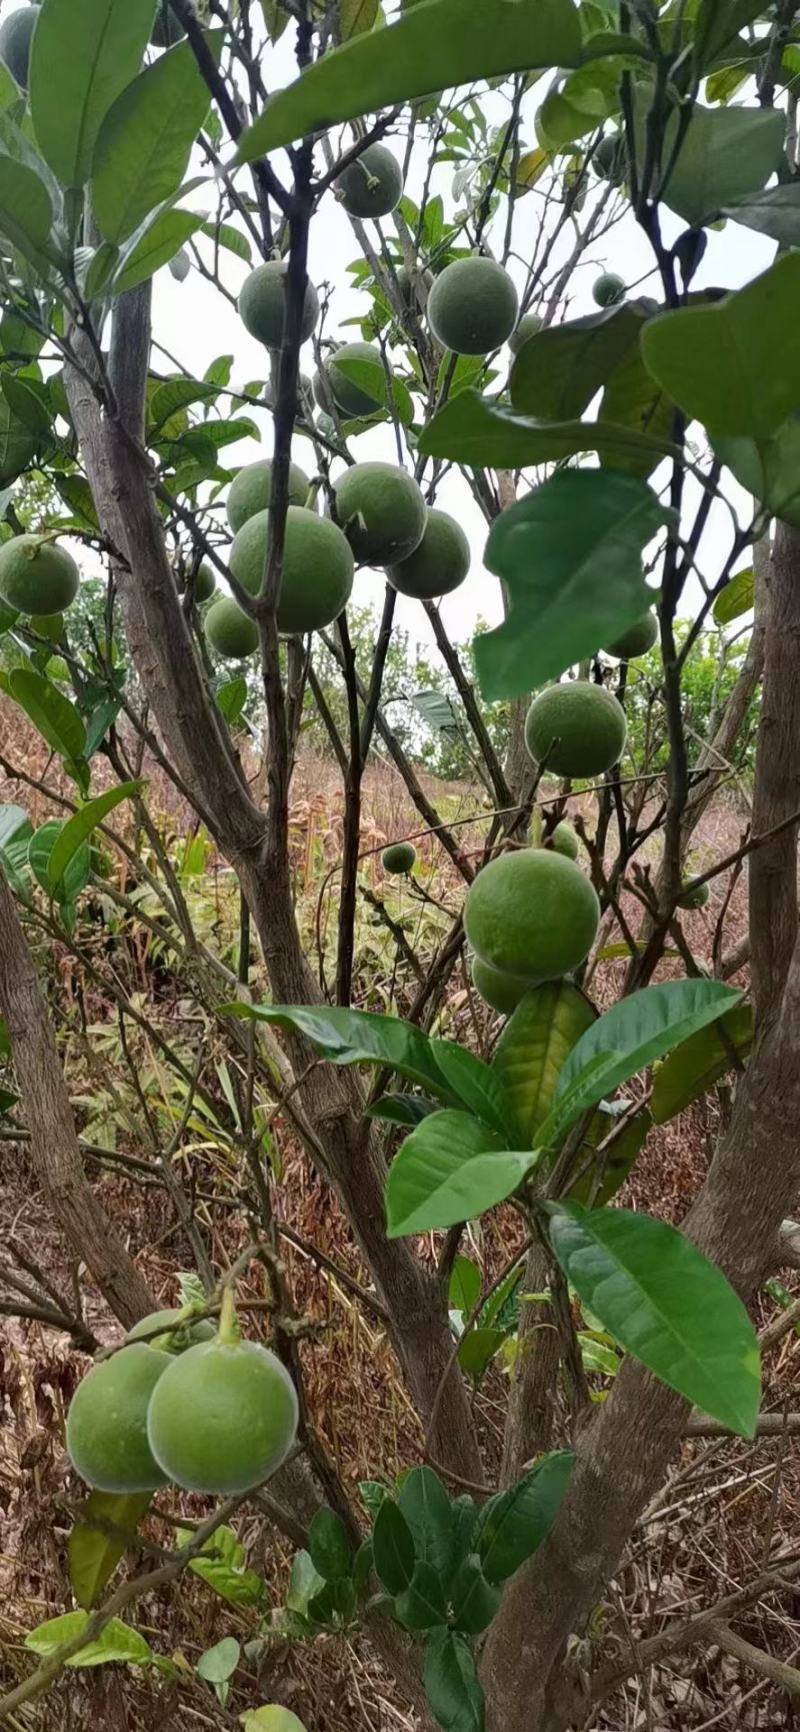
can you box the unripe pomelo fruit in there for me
[127,1309,215,1352]
[151,6,185,44]
[0,537,79,615]
[239,262,319,349]
[388,507,470,600]
[472,957,532,1016]
[205,596,259,660]
[147,1339,299,1494]
[382,842,416,874]
[66,1343,171,1492]
[525,682,627,779]
[677,879,710,911]
[465,849,599,983]
[604,611,658,661]
[0,5,39,89]
[335,143,403,218]
[316,342,386,418]
[593,271,625,308]
[508,312,542,356]
[427,257,519,356]
[181,562,215,603]
[546,821,579,861]
[230,505,353,634]
[594,133,624,184]
[227,458,310,533]
[334,462,426,566]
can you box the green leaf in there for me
[238,0,582,159]
[308,1508,351,1582]
[29,820,91,903]
[196,1636,240,1685]
[2,374,54,445]
[641,255,800,442]
[449,1555,501,1633]
[694,0,768,73]
[0,392,39,483]
[25,1610,151,1667]
[424,1628,485,1732]
[417,389,678,469]
[655,103,785,228]
[216,676,247,724]
[68,1491,152,1611]
[474,1452,574,1583]
[92,36,219,243]
[260,0,291,43]
[651,1004,753,1126]
[9,668,86,761]
[340,0,379,37]
[0,804,29,849]
[510,301,647,421]
[449,1254,481,1317]
[723,182,800,249]
[713,418,800,528]
[476,470,667,702]
[428,1039,518,1140]
[547,1203,761,1435]
[395,1561,448,1630]
[113,207,206,296]
[493,983,596,1147]
[30,0,156,189]
[398,1466,455,1580]
[366,1093,437,1128]
[566,1105,652,1207]
[188,1553,264,1607]
[457,1327,507,1380]
[286,1548,325,1616]
[219,1001,462,1105]
[386,1110,535,1237]
[47,781,141,898]
[599,336,676,479]
[372,1497,415,1595]
[0,153,56,269]
[712,567,754,625]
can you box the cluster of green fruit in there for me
[66,1305,298,1497]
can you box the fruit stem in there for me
[217,1284,240,1346]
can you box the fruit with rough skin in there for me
[508,312,542,356]
[147,1339,299,1493]
[387,507,470,600]
[604,611,658,661]
[0,537,79,615]
[382,842,416,874]
[525,681,627,779]
[593,271,626,308]
[471,957,533,1016]
[0,5,39,89]
[229,506,353,634]
[66,1344,171,1492]
[239,262,319,349]
[315,342,386,418]
[179,562,215,604]
[334,462,426,566]
[464,849,600,984]
[127,1309,215,1353]
[204,596,259,660]
[335,143,403,219]
[227,459,311,533]
[546,821,579,861]
[677,880,710,911]
[427,257,519,356]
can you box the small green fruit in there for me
[230,505,353,634]
[227,458,311,533]
[465,850,600,985]
[239,262,319,349]
[546,821,579,861]
[388,507,470,600]
[593,271,626,308]
[508,312,542,356]
[0,5,39,89]
[427,257,519,356]
[316,342,386,418]
[471,957,532,1016]
[593,134,625,185]
[127,1309,215,1353]
[334,461,426,566]
[525,682,627,779]
[382,841,416,874]
[335,143,403,219]
[205,596,259,660]
[0,537,79,615]
[66,1344,171,1492]
[604,611,659,661]
[147,1338,299,1494]
[181,562,215,604]
[677,880,710,911]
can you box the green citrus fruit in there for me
[66,1343,172,1492]
[227,458,311,533]
[427,257,519,355]
[205,596,259,660]
[229,505,353,633]
[316,342,386,418]
[335,143,403,218]
[239,262,319,349]
[593,134,624,184]
[382,841,416,874]
[508,311,543,356]
[334,461,426,566]
[179,562,216,604]
[604,611,658,661]
[677,879,710,910]
[593,271,626,308]
[147,1338,299,1494]
[464,849,600,983]
[127,1308,215,1353]
[525,682,627,779]
[471,957,532,1016]
[151,5,185,44]
[546,821,579,861]
[388,507,470,599]
[0,537,79,615]
[0,5,39,89]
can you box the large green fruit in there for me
[230,505,353,633]
[471,957,532,1016]
[334,462,426,566]
[604,611,659,661]
[427,257,519,356]
[465,850,600,984]
[0,5,39,89]
[147,1339,299,1494]
[382,841,416,874]
[227,458,311,532]
[387,507,470,600]
[239,262,319,349]
[205,596,259,660]
[508,311,542,356]
[66,1344,171,1492]
[0,537,79,615]
[151,5,185,44]
[179,562,215,604]
[127,1309,215,1353]
[335,143,403,218]
[593,271,625,308]
[546,821,579,861]
[525,682,627,779]
[316,342,386,418]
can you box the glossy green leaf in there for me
[424,1629,484,1732]
[651,1004,753,1125]
[197,1636,240,1684]
[428,1039,518,1140]
[366,1093,437,1127]
[93,36,218,242]
[68,1491,152,1611]
[476,470,666,702]
[599,336,675,479]
[457,1327,507,1379]
[723,183,800,248]
[2,374,54,445]
[417,389,677,469]
[655,103,784,227]
[712,566,754,625]
[474,1452,574,1583]
[385,1110,535,1237]
[714,419,800,529]
[9,668,86,761]
[449,1254,481,1317]
[239,0,582,158]
[0,393,40,483]
[372,1497,415,1594]
[449,1554,501,1633]
[112,208,206,296]
[25,1610,151,1667]
[566,1105,652,1207]
[395,1561,448,1630]
[493,983,596,1146]
[47,781,141,898]
[0,153,56,268]
[29,821,91,903]
[308,1508,351,1582]
[30,0,156,188]
[547,1203,761,1435]
[510,301,647,420]
[216,676,248,724]
[220,1002,461,1107]
[641,255,800,442]
[188,1551,264,1606]
[398,1466,455,1581]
